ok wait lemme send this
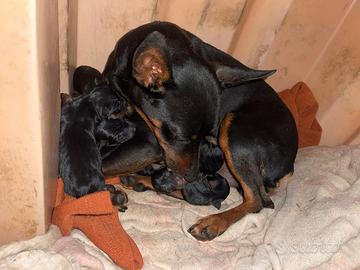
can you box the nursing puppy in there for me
[59,85,135,210]
[72,65,230,209]
[150,167,229,209]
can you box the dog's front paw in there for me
[104,184,128,212]
[188,215,229,241]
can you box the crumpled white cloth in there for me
[1,145,360,270]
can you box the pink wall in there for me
[0,0,59,244]
[59,0,360,146]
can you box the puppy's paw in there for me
[113,125,136,144]
[188,215,229,241]
[104,184,128,212]
[119,175,153,192]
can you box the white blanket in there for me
[1,145,360,270]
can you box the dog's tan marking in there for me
[134,106,161,132]
[266,172,293,195]
[167,190,185,200]
[103,157,161,178]
[219,113,256,202]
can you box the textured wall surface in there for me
[0,0,59,244]
[58,0,360,144]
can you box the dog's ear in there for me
[60,93,72,106]
[132,31,170,93]
[213,63,276,88]
[184,31,276,87]
[211,199,222,210]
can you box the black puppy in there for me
[71,65,138,160]
[72,65,229,209]
[181,174,230,210]
[71,65,163,176]
[100,21,298,240]
[59,85,135,210]
[151,167,229,209]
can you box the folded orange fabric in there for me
[278,82,322,148]
[52,178,143,270]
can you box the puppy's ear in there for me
[213,63,276,88]
[211,199,222,210]
[60,93,72,106]
[132,31,170,93]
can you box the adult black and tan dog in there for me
[59,84,136,211]
[98,21,298,241]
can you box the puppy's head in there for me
[181,173,230,209]
[73,65,106,95]
[151,168,187,194]
[90,86,128,120]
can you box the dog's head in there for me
[123,28,275,183]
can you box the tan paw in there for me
[188,215,229,241]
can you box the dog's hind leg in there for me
[188,113,271,241]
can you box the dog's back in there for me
[220,80,298,187]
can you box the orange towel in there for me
[278,82,322,148]
[52,178,143,270]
